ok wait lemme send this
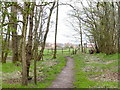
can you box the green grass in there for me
[94,53,118,61]
[2,51,69,88]
[73,53,118,88]
[93,53,118,72]
[2,49,118,88]
[43,49,71,55]
[73,54,96,88]
[2,62,21,73]
[0,63,1,71]
[7,48,71,57]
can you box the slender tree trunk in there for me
[1,40,6,63]
[38,2,55,61]
[21,2,30,86]
[26,3,34,77]
[34,38,37,84]
[11,5,19,63]
[94,41,99,53]
[3,25,10,62]
[1,3,11,63]
[79,20,83,53]
[32,6,42,60]
[53,1,59,59]
[1,22,10,63]
[118,2,120,53]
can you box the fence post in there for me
[51,48,53,54]
[69,48,70,54]
[71,48,74,55]
[75,49,77,54]
[48,49,49,54]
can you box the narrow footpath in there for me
[49,56,74,88]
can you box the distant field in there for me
[0,48,73,62]
[43,48,73,55]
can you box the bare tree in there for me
[118,2,120,53]
[68,9,83,53]
[1,3,10,63]
[26,2,35,78]
[80,1,118,54]
[38,1,55,61]
[53,0,59,59]
[11,3,19,63]
[21,2,30,86]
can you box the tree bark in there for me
[11,4,19,63]
[53,1,59,59]
[79,21,83,53]
[26,3,35,78]
[38,2,55,61]
[118,2,120,53]
[1,4,10,63]
[21,2,30,86]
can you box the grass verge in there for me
[73,53,118,88]
[2,53,69,88]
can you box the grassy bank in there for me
[2,52,69,88]
[73,53,118,88]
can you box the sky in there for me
[46,1,74,44]
[17,0,83,44]
[2,0,118,44]
[2,0,89,45]
[46,0,119,44]
[46,0,87,44]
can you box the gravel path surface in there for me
[49,56,74,88]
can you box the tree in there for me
[53,0,59,59]
[38,1,55,61]
[66,1,118,54]
[1,2,10,63]
[26,2,35,78]
[21,2,30,86]
[68,8,83,53]
[118,2,120,53]
[80,1,118,54]
[1,1,58,86]
[11,2,19,63]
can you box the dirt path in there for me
[49,56,74,88]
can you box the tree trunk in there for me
[34,41,37,84]
[38,2,55,61]
[94,41,99,53]
[79,19,83,53]
[53,1,59,59]
[26,3,34,77]
[21,2,30,86]
[1,3,10,63]
[32,6,42,60]
[118,2,120,53]
[11,5,19,63]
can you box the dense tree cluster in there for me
[1,1,58,85]
[0,0,119,86]
[68,1,119,55]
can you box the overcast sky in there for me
[2,0,117,44]
[2,0,88,44]
[46,0,88,44]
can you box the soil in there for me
[49,56,74,88]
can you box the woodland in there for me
[0,0,119,88]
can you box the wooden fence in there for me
[44,48,79,55]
